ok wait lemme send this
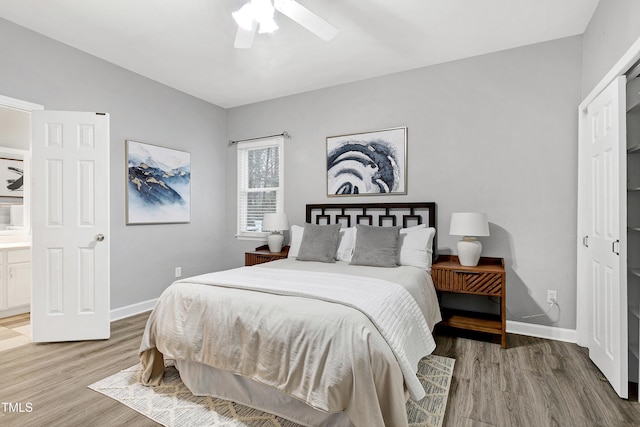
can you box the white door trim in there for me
[0,95,43,112]
[580,35,640,112]
[577,34,640,346]
[0,95,41,320]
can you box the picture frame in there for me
[126,140,191,225]
[0,157,24,198]
[326,126,407,196]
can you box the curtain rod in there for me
[228,131,291,146]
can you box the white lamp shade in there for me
[262,212,289,232]
[449,212,490,237]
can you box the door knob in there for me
[94,234,105,242]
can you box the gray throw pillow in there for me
[350,224,400,267]
[296,223,341,263]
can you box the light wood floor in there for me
[0,312,639,426]
[0,312,30,352]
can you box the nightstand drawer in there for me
[255,254,280,264]
[432,268,502,296]
[245,245,290,266]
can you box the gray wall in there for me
[0,15,589,330]
[227,36,583,329]
[582,0,640,96]
[0,18,228,309]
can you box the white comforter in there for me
[139,259,441,427]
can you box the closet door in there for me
[581,76,628,398]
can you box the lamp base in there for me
[267,233,284,253]
[457,237,482,266]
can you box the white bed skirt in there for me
[175,359,354,427]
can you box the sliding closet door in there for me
[580,76,628,398]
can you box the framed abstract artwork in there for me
[0,158,24,198]
[326,126,407,196]
[126,140,191,224]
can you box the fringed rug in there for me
[89,355,454,427]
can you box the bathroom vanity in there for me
[0,242,31,317]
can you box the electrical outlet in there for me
[547,290,557,304]
[175,267,182,278]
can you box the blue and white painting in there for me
[327,127,407,196]
[126,140,190,224]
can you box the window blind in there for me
[237,136,284,238]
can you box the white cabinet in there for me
[0,246,31,317]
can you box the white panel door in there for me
[584,76,628,398]
[31,111,110,342]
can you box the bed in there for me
[139,202,441,427]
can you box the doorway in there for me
[577,39,640,400]
[0,94,41,321]
[0,95,111,342]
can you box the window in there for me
[237,136,284,239]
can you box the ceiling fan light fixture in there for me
[232,0,337,48]
[233,0,278,33]
[258,17,278,34]
[232,3,255,31]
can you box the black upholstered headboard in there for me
[305,202,437,258]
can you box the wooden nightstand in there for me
[245,245,290,266]
[431,255,507,348]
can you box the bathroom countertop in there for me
[0,241,31,249]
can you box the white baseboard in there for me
[506,320,577,343]
[0,304,29,319]
[110,298,157,322]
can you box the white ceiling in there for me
[0,0,599,108]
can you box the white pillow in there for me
[287,225,304,258]
[398,226,436,271]
[336,227,357,262]
[404,223,426,230]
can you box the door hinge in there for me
[583,236,589,247]
[95,112,106,115]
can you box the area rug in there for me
[89,355,455,427]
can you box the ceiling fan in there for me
[232,0,339,48]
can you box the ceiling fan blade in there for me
[234,22,257,49]
[273,0,338,42]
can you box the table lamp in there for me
[262,212,289,252]
[449,212,490,266]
